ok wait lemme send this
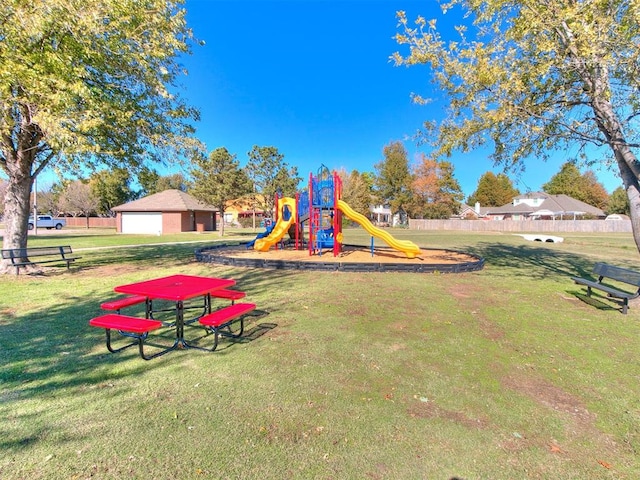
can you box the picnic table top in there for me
[114,274,236,302]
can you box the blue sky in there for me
[176,0,626,198]
[177,0,623,198]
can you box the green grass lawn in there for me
[1,229,639,479]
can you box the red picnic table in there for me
[114,274,236,349]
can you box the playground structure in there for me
[248,165,422,259]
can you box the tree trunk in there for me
[590,95,640,253]
[0,171,34,274]
[218,207,225,237]
[614,150,640,253]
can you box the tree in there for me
[190,148,252,237]
[89,168,135,216]
[608,187,630,215]
[375,141,413,224]
[245,146,301,216]
[580,171,610,211]
[138,168,190,196]
[409,155,464,219]
[58,180,99,227]
[35,182,60,216]
[340,169,373,218]
[468,172,520,207]
[542,162,609,209]
[393,1,640,251]
[157,173,190,193]
[0,0,199,273]
[137,168,162,198]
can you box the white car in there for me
[28,215,66,230]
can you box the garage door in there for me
[121,212,163,234]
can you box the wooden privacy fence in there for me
[64,217,117,228]
[60,217,632,233]
[408,219,633,233]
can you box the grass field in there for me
[1,228,639,479]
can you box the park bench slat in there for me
[571,262,640,314]
[1,245,81,274]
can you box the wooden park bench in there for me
[1,246,81,275]
[571,262,640,314]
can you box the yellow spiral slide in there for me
[337,200,421,259]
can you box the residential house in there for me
[483,192,606,220]
[456,202,491,219]
[224,194,268,226]
[112,189,218,234]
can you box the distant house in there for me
[484,192,606,220]
[370,205,392,226]
[456,203,491,219]
[112,189,218,234]
[457,192,606,220]
[225,194,268,226]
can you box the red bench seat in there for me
[198,303,256,351]
[100,295,148,313]
[210,289,246,304]
[89,314,167,360]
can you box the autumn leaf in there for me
[549,444,563,453]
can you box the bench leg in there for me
[104,328,138,354]
[203,318,246,352]
[622,299,628,315]
[104,329,173,360]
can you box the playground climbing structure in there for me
[309,165,343,257]
[250,164,421,259]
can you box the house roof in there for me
[535,194,605,217]
[458,203,492,216]
[113,189,218,212]
[486,203,535,215]
[484,193,605,217]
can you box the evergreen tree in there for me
[245,146,301,216]
[137,169,189,197]
[89,168,135,216]
[543,162,608,209]
[190,148,252,237]
[607,187,630,215]
[341,169,373,218]
[468,172,520,207]
[374,141,413,224]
